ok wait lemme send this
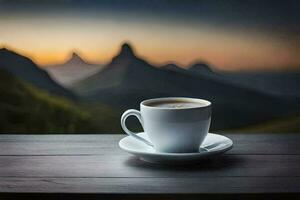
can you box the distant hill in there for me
[189,63,213,74]
[73,43,300,131]
[45,52,104,87]
[0,48,75,98]
[181,64,300,100]
[162,60,300,100]
[162,63,187,74]
[0,69,120,133]
[162,62,217,80]
[215,71,300,99]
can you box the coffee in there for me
[147,100,205,109]
[121,97,211,153]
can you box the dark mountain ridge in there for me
[0,48,75,98]
[162,58,300,100]
[189,63,212,73]
[73,43,300,130]
[184,64,300,99]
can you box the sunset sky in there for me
[0,0,299,71]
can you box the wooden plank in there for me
[228,133,300,155]
[0,155,299,178]
[0,177,299,194]
[0,134,299,155]
[0,134,122,143]
[1,133,298,143]
[0,134,299,197]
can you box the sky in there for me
[0,0,299,71]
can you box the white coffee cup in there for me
[121,97,211,153]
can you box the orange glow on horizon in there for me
[1,15,299,71]
[2,42,300,72]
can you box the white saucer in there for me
[119,132,233,164]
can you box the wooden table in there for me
[0,133,299,199]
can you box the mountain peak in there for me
[0,48,30,61]
[66,51,87,64]
[189,63,212,73]
[111,42,137,64]
[72,52,80,57]
[120,42,134,56]
[0,47,13,54]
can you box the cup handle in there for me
[121,109,153,146]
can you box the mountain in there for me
[45,52,104,87]
[164,61,300,99]
[0,69,121,133]
[162,63,187,73]
[186,65,300,99]
[72,43,300,130]
[0,48,74,98]
[162,62,215,79]
[189,63,213,74]
[217,71,300,99]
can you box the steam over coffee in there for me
[146,100,206,109]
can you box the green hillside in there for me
[0,70,121,133]
[1,68,299,134]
